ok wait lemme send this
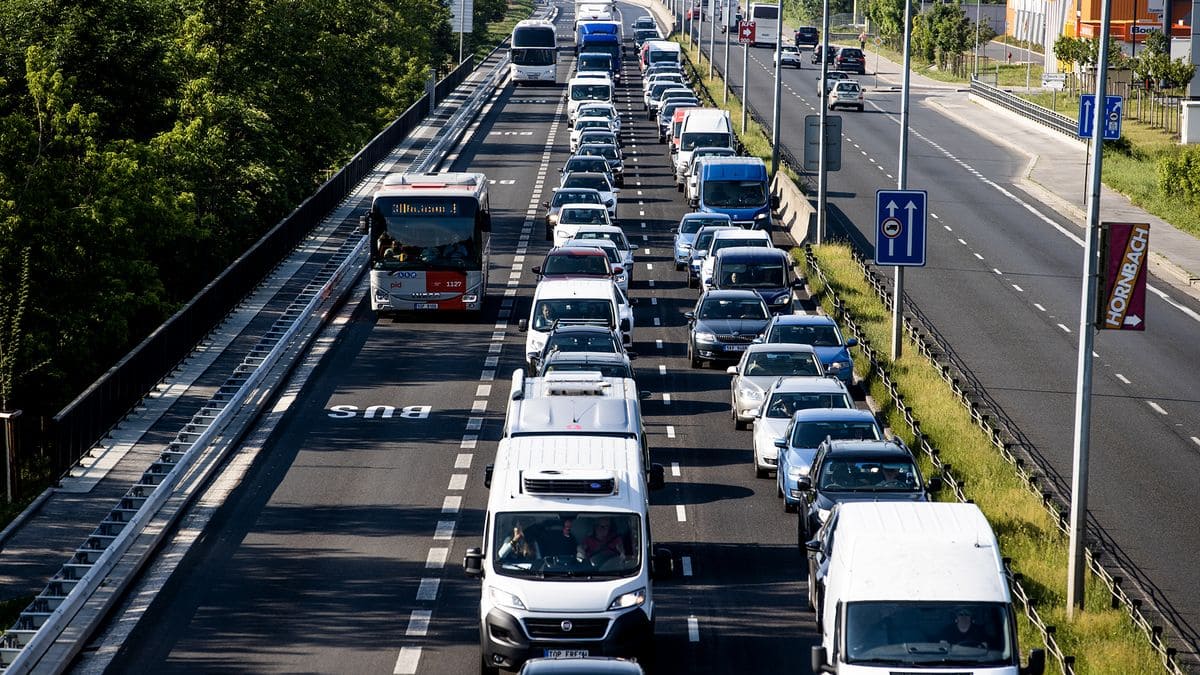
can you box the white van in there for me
[520,278,634,361]
[640,40,682,72]
[464,440,669,673]
[673,109,733,186]
[808,502,1046,675]
[568,75,614,124]
[747,2,779,47]
[505,369,651,468]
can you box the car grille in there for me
[524,618,610,639]
[716,334,757,344]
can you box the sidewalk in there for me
[861,44,1200,299]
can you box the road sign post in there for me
[739,21,753,133]
[875,190,928,267]
[804,115,841,171]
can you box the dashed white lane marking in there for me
[682,555,694,576]
[442,496,462,513]
[656,339,664,349]
[651,297,658,305]
[676,505,687,522]
[1057,323,1071,333]
[1115,373,1131,384]
[1146,401,1169,415]
[688,616,700,641]
[973,252,984,260]
[931,213,940,219]
[406,610,432,637]
[480,370,495,381]
[659,364,667,375]
[645,248,652,255]
[1012,284,1024,292]
[1192,436,1200,447]
[1034,303,1046,312]
[957,238,968,246]
[663,393,672,405]
[944,225,953,231]
[472,399,487,413]
[460,435,478,449]
[646,263,654,270]
[466,417,483,431]
[394,647,421,675]
[671,462,681,476]
[425,548,449,569]
[455,453,472,469]
[416,578,440,601]
[434,520,456,540]
[448,474,467,490]
[648,279,655,287]
[666,425,676,438]
[654,317,661,326]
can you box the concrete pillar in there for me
[1190,0,1200,98]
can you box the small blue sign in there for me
[875,190,927,267]
[1078,95,1123,140]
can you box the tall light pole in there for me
[1067,0,1116,620]
[741,35,750,132]
[973,0,982,77]
[709,0,718,76]
[816,0,831,244]
[770,0,785,175]
[723,4,733,102]
[891,0,915,360]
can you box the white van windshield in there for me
[844,601,1015,667]
[493,512,642,578]
[533,299,615,331]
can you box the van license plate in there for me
[414,303,439,310]
[545,650,589,658]
[725,344,748,351]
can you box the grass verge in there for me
[799,243,1168,674]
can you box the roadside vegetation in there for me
[801,244,1165,674]
[674,21,1167,673]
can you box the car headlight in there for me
[827,360,850,372]
[548,213,559,225]
[736,382,763,402]
[694,331,716,342]
[374,290,390,303]
[489,587,526,610]
[606,199,615,207]
[608,587,646,610]
[754,212,770,221]
[787,465,810,480]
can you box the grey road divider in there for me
[771,171,816,245]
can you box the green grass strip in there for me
[798,243,1170,675]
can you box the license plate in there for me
[725,344,748,351]
[414,303,439,310]
[545,649,589,658]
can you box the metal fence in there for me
[969,77,1079,136]
[802,244,1191,674]
[43,58,475,480]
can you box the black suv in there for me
[795,439,941,542]
[794,26,818,49]
[834,47,866,74]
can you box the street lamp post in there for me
[816,0,831,244]
[770,0,784,175]
[723,6,732,102]
[973,0,982,77]
[891,0,915,360]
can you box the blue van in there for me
[695,157,776,230]
[577,21,622,79]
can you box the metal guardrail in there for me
[0,35,523,674]
[969,77,1079,138]
[801,244,1190,675]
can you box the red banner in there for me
[1097,222,1149,331]
[738,20,755,44]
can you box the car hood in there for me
[781,447,817,474]
[814,490,926,510]
[755,416,790,440]
[492,577,644,612]
[812,345,852,365]
[738,375,779,391]
[695,318,769,335]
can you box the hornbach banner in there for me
[1097,222,1149,331]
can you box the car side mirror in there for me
[620,318,631,332]
[1022,649,1046,675]
[771,195,781,209]
[928,475,944,492]
[649,463,666,490]
[725,366,738,375]
[518,319,528,332]
[846,337,859,347]
[704,277,713,287]
[792,278,805,288]
[542,201,550,207]
[684,311,696,321]
[774,438,787,449]
[464,548,484,578]
[811,646,834,673]
[613,187,622,193]
[650,546,674,579]
[804,538,822,553]
[356,214,369,235]
[629,297,639,305]
[531,266,542,276]
[484,464,494,488]
[671,227,679,234]
[796,476,812,490]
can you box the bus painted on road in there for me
[368,173,491,314]
[510,20,558,85]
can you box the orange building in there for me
[1061,0,1191,39]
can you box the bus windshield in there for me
[703,180,767,207]
[513,26,556,47]
[512,48,556,66]
[372,196,481,270]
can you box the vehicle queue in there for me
[446,11,1045,674]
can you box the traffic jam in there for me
[454,5,1045,674]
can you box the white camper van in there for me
[464,441,670,673]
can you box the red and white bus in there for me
[367,172,491,314]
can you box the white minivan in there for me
[464,440,669,674]
[520,278,634,361]
[673,108,733,186]
[808,502,1046,675]
[568,75,614,124]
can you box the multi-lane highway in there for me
[686,15,1200,656]
[95,4,825,673]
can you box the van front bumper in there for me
[481,608,653,672]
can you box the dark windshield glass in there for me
[768,324,841,346]
[513,25,556,47]
[577,119,609,130]
[544,362,633,378]
[566,159,609,174]
[571,84,612,100]
[765,392,851,418]
[542,253,609,276]
[372,196,480,269]
[817,458,918,490]
[545,332,621,353]
[575,231,628,248]
[533,299,615,330]
[493,512,641,579]
[579,54,613,70]
[579,145,619,160]
[711,238,769,254]
[719,261,785,288]
[681,218,728,234]
[564,175,611,192]
[682,132,731,151]
[703,180,768,207]
[844,601,1014,666]
[791,420,880,447]
[559,207,608,224]
[551,190,601,207]
[512,48,556,65]
[698,298,767,320]
[752,5,779,18]
[744,351,821,377]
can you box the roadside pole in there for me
[973,0,981,77]
[816,0,831,243]
[697,2,705,58]
[770,0,784,175]
[709,0,718,77]
[723,9,732,103]
[1067,0,1116,620]
[742,39,750,133]
[891,0,915,360]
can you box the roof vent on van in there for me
[523,469,618,496]
[543,372,611,396]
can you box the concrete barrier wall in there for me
[772,171,816,245]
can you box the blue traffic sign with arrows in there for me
[1078,95,1122,140]
[875,190,927,267]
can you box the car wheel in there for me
[480,655,499,675]
[675,261,684,271]
[676,182,683,192]
[687,274,697,289]
[688,342,701,368]
[797,507,810,546]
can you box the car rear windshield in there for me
[791,420,880,447]
[768,324,841,346]
[765,392,851,418]
[744,351,822,377]
[542,253,609,276]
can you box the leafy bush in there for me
[1157,147,1200,198]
